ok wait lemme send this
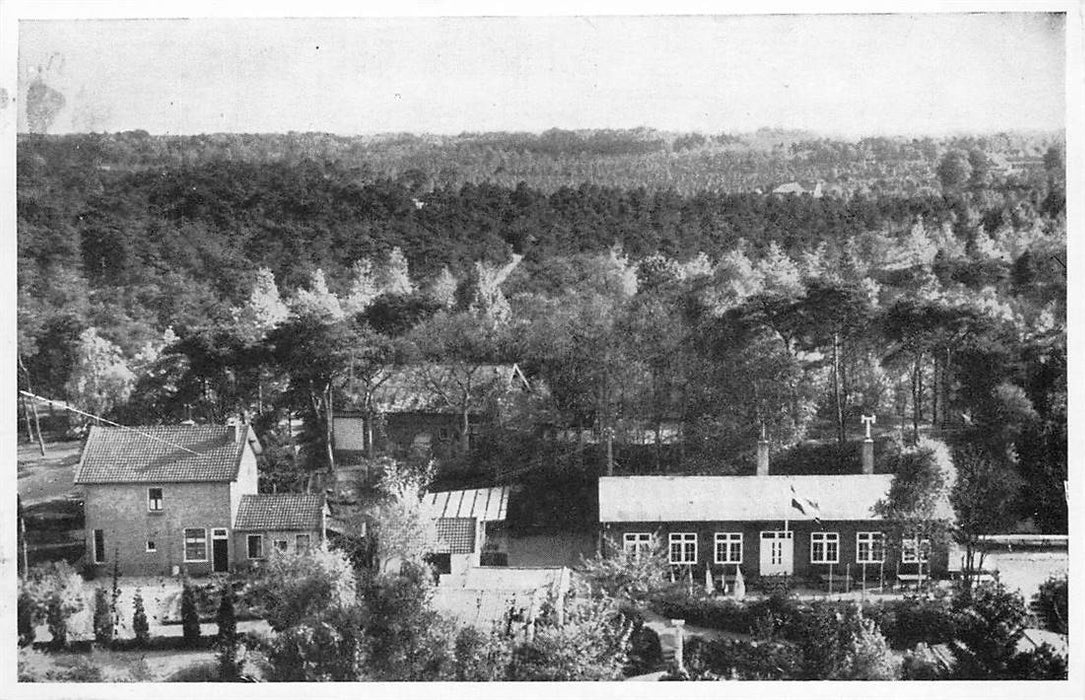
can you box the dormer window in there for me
[148,487,164,512]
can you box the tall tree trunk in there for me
[931,351,939,431]
[325,384,335,474]
[22,396,35,444]
[833,331,845,446]
[912,351,922,445]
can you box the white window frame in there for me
[273,538,289,553]
[714,532,743,564]
[247,534,264,559]
[901,536,931,563]
[183,527,208,562]
[856,532,885,564]
[669,532,698,565]
[810,532,840,564]
[147,487,164,512]
[622,532,653,559]
[146,539,157,553]
[296,534,311,551]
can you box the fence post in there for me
[671,619,686,673]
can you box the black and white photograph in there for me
[2,1,1080,694]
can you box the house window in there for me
[247,534,264,559]
[183,528,207,562]
[296,534,311,551]
[146,540,157,553]
[147,487,164,512]
[669,533,697,564]
[93,529,106,563]
[714,532,743,564]
[810,532,840,564]
[901,537,931,563]
[274,539,289,553]
[623,532,653,559]
[856,532,885,564]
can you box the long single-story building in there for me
[599,473,946,586]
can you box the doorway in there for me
[212,528,229,572]
[759,530,794,575]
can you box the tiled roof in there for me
[343,364,529,414]
[234,494,325,531]
[424,486,510,521]
[599,475,896,523]
[435,517,476,554]
[74,425,253,484]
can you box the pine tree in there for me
[376,247,415,296]
[245,267,290,331]
[132,588,150,646]
[343,258,380,316]
[181,582,201,646]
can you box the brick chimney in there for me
[756,425,770,476]
[861,414,876,474]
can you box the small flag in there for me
[791,484,822,525]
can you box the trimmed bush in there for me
[864,593,958,649]
[901,643,950,680]
[216,583,242,680]
[181,583,201,646]
[92,587,114,645]
[132,588,150,646]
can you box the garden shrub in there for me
[92,587,113,645]
[864,592,958,649]
[216,583,242,680]
[132,588,150,646]
[1032,574,1068,634]
[650,593,754,635]
[679,635,802,680]
[181,582,201,646]
[1005,643,1068,680]
[624,616,663,676]
[18,590,36,646]
[900,643,950,680]
[453,626,512,681]
[952,578,1028,679]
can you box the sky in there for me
[13,12,1070,138]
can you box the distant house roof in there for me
[73,424,260,484]
[425,486,510,522]
[343,363,530,415]
[234,494,325,531]
[598,475,895,523]
[772,181,824,197]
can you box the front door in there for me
[212,528,229,572]
[760,530,794,575]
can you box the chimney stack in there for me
[756,425,770,476]
[861,414,876,474]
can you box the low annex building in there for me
[599,472,944,586]
[74,423,325,576]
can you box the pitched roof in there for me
[234,494,325,531]
[73,425,256,484]
[598,474,895,523]
[424,486,510,521]
[344,364,529,414]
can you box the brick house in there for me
[599,473,946,587]
[232,493,328,569]
[74,423,324,576]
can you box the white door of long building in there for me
[760,530,794,575]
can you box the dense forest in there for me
[16,130,1067,532]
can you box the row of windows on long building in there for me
[622,531,932,566]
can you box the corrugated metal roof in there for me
[598,475,895,523]
[74,425,254,484]
[425,486,509,521]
